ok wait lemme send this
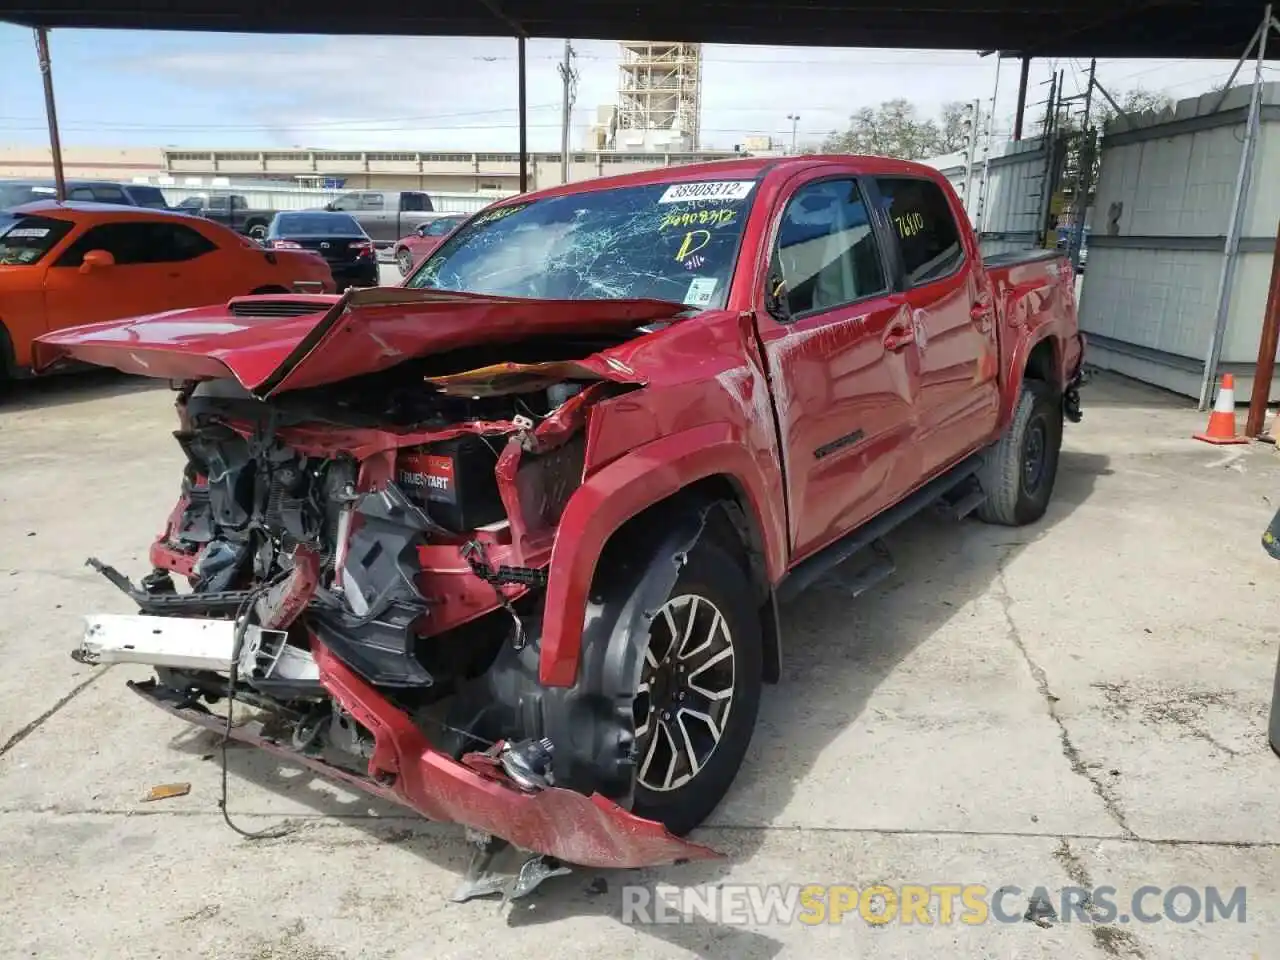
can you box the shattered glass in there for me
[405,183,755,309]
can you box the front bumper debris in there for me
[118,629,719,871]
[73,613,318,681]
[74,614,276,672]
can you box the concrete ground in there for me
[2,364,1279,959]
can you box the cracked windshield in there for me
[405,180,755,308]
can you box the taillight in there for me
[272,239,302,250]
[349,240,374,259]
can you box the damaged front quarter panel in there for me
[441,506,717,809]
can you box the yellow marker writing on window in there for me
[661,208,737,231]
[676,230,712,262]
[894,212,926,238]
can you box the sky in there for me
[2,26,1277,154]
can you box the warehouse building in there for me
[0,144,741,194]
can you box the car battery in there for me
[396,435,505,532]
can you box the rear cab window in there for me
[873,176,965,286]
[89,185,128,204]
[0,214,75,265]
[125,185,171,210]
[406,178,757,308]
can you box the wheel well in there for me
[603,476,767,598]
[1024,338,1058,386]
[594,473,779,682]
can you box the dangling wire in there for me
[218,575,296,841]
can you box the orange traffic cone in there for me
[1194,373,1249,445]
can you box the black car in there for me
[0,178,171,211]
[264,211,378,289]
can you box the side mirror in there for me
[765,273,792,322]
[79,249,116,274]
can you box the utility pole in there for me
[1066,58,1096,271]
[960,99,981,214]
[973,53,1003,235]
[1013,55,1031,140]
[33,28,66,202]
[558,40,578,184]
[787,114,800,154]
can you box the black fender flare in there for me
[442,508,714,805]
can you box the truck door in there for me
[869,176,999,477]
[754,173,923,562]
[360,192,390,241]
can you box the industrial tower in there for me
[615,41,702,150]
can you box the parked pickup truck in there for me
[174,193,275,241]
[322,189,435,244]
[34,156,1083,892]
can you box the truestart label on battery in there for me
[398,453,457,504]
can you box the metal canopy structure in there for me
[3,1,1276,198]
[2,1,1278,59]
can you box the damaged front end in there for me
[60,291,719,880]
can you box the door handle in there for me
[970,291,994,322]
[883,321,915,351]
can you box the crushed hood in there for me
[32,287,686,398]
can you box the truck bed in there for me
[981,248,1062,270]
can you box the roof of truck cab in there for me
[491,154,943,206]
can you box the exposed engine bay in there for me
[75,327,719,883]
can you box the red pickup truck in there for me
[36,156,1083,890]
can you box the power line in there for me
[0,102,565,130]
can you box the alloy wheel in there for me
[634,594,736,793]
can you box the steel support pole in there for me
[1210,19,1265,115]
[518,36,528,193]
[1014,55,1031,141]
[34,27,66,202]
[1246,223,1280,438]
[1201,5,1272,410]
[559,39,571,184]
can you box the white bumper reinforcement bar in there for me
[76,614,318,681]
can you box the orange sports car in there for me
[0,200,336,379]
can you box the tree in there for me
[1068,86,1173,132]
[820,99,973,160]
[936,101,974,154]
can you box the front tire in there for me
[976,379,1063,526]
[630,536,762,836]
[396,248,415,276]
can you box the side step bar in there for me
[777,452,984,603]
